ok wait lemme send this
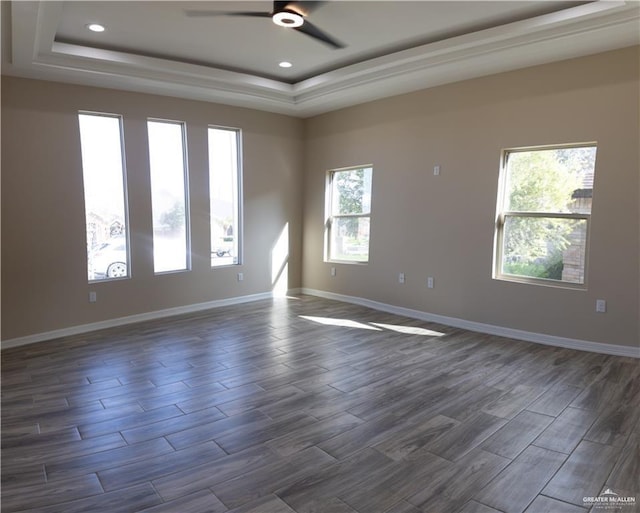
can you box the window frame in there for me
[208,125,243,267]
[325,165,373,264]
[78,111,132,283]
[146,117,192,275]
[493,143,596,289]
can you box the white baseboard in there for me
[4,288,638,358]
[1,291,275,350]
[300,288,640,358]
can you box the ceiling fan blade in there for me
[185,10,271,18]
[286,1,326,15]
[295,19,345,49]
[274,1,290,12]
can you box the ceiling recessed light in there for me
[279,61,293,68]
[273,11,304,28]
[86,23,106,33]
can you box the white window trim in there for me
[147,118,192,275]
[325,165,373,264]
[79,111,132,283]
[493,143,596,289]
[208,125,243,267]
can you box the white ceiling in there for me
[3,1,639,117]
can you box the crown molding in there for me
[4,1,639,117]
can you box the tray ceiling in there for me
[3,1,639,117]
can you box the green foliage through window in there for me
[328,167,372,262]
[497,145,596,285]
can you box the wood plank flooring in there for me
[2,295,639,513]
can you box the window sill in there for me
[494,274,586,291]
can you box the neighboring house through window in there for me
[80,115,243,278]
[78,112,130,281]
[494,144,597,286]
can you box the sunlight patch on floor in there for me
[299,315,445,336]
[370,323,445,337]
[299,315,382,331]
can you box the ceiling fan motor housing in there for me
[273,8,305,27]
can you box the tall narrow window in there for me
[147,120,190,273]
[78,113,130,281]
[208,126,241,266]
[326,166,373,263]
[494,144,597,286]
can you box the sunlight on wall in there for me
[272,223,289,297]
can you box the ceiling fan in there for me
[185,1,345,49]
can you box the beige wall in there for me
[302,47,640,349]
[2,47,639,349]
[1,77,304,340]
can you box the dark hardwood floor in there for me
[2,295,638,513]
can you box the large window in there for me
[208,127,242,266]
[78,112,130,281]
[326,166,373,262]
[147,120,190,274]
[494,144,597,286]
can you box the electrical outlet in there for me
[89,291,97,303]
[237,272,244,282]
[433,165,440,176]
[399,272,405,284]
[596,299,606,313]
[427,277,434,289]
[331,267,336,277]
